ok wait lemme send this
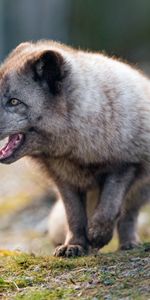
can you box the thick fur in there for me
[49,183,150,250]
[0,40,150,257]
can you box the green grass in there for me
[0,243,150,300]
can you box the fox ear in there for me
[32,50,65,95]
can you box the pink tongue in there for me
[0,133,23,159]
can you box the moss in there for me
[14,288,76,300]
[0,243,149,300]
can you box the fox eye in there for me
[8,98,21,106]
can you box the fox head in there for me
[0,41,74,164]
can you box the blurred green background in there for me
[1,0,150,67]
[0,0,150,254]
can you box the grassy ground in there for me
[0,243,150,300]
[0,161,149,299]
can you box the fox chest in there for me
[48,158,98,189]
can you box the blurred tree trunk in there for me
[1,0,71,60]
[0,0,4,61]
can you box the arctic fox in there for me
[0,40,149,257]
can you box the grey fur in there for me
[0,40,149,257]
[48,182,150,250]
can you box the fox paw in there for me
[53,244,87,257]
[88,220,114,249]
[119,240,141,250]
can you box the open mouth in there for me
[0,133,24,160]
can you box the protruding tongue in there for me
[0,133,23,160]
